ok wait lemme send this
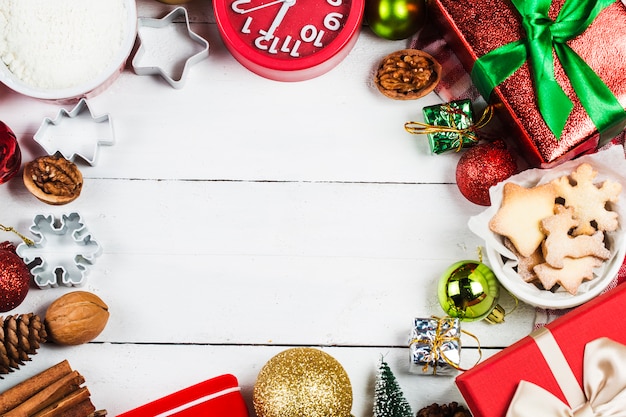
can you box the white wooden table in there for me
[0,0,537,414]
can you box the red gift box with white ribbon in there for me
[455,281,626,417]
[117,374,249,417]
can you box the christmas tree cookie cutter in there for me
[33,98,114,166]
[132,7,210,89]
[16,212,102,289]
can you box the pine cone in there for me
[416,402,472,417]
[0,313,47,375]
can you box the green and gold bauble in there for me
[365,0,427,40]
[437,260,505,324]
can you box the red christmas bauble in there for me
[0,242,31,312]
[456,140,518,206]
[0,121,21,184]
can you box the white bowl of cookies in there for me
[468,146,626,309]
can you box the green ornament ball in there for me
[437,260,500,322]
[365,0,427,40]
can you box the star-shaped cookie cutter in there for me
[33,98,114,166]
[132,7,210,89]
[16,212,102,289]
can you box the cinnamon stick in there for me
[32,387,94,417]
[3,371,84,417]
[0,361,72,413]
[64,399,97,417]
[57,399,96,417]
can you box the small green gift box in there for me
[406,99,479,154]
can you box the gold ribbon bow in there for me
[506,331,626,416]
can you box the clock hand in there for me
[233,0,287,14]
[263,0,296,40]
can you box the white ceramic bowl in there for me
[0,0,137,101]
[468,146,626,309]
[484,240,625,310]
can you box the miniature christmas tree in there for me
[373,357,413,417]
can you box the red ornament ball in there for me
[0,121,21,184]
[0,242,31,312]
[456,140,518,206]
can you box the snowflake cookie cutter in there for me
[132,7,210,89]
[16,212,102,289]
[33,98,114,166]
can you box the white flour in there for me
[0,0,128,90]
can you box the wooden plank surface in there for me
[0,1,536,415]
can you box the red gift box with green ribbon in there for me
[455,282,626,417]
[428,0,626,167]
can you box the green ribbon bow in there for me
[471,0,626,141]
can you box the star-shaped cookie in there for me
[489,182,557,257]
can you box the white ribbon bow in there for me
[506,336,626,417]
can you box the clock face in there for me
[214,0,364,81]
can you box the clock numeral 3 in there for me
[232,0,252,13]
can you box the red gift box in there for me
[455,282,626,417]
[427,0,626,168]
[117,374,249,417]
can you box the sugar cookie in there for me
[504,238,543,283]
[551,163,621,236]
[541,205,610,268]
[533,256,604,295]
[489,182,557,257]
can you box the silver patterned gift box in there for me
[409,316,461,376]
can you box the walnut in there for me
[45,291,109,345]
[374,49,441,100]
[23,155,83,205]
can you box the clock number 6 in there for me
[324,12,343,30]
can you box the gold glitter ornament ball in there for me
[253,347,353,417]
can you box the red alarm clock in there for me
[213,0,365,81]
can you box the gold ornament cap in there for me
[485,303,506,324]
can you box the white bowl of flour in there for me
[0,0,137,101]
